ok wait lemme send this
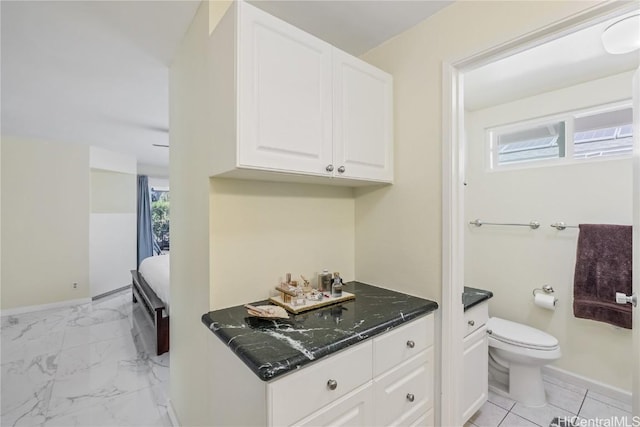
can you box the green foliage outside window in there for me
[151,190,170,249]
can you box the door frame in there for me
[440,3,639,425]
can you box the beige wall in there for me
[169,1,216,425]
[1,136,90,309]
[465,72,634,391]
[355,0,602,303]
[210,179,354,309]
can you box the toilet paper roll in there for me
[534,293,557,310]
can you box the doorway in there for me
[442,3,640,425]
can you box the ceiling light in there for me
[601,14,640,54]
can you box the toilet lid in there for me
[487,317,559,350]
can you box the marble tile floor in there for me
[1,289,170,427]
[465,377,633,427]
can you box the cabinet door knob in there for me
[468,320,475,326]
[406,340,415,348]
[406,393,415,402]
[327,379,338,390]
[337,165,346,173]
[326,164,334,172]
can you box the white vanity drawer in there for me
[409,407,434,427]
[373,346,434,426]
[373,315,433,377]
[294,382,374,427]
[463,302,488,337]
[269,340,373,427]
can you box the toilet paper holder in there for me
[532,285,555,297]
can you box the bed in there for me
[131,254,170,355]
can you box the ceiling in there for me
[249,1,452,56]
[464,10,640,111]
[1,0,452,176]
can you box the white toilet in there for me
[487,317,561,408]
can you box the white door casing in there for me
[632,67,639,416]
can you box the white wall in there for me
[90,169,136,299]
[90,146,136,174]
[89,147,136,298]
[465,72,634,391]
[1,136,90,309]
[137,162,169,179]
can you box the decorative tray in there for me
[269,291,355,314]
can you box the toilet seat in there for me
[487,317,559,351]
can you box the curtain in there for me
[137,175,154,267]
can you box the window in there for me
[573,108,633,159]
[494,121,565,165]
[151,188,170,252]
[489,103,633,169]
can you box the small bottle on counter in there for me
[318,269,331,292]
[331,272,343,298]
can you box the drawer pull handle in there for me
[406,393,415,402]
[468,320,475,326]
[406,340,415,348]
[327,379,338,390]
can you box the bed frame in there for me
[131,270,169,356]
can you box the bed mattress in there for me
[138,254,170,314]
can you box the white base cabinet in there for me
[461,302,489,424]
[209,0,393,185]
[208,314,434,426]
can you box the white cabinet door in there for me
[295,382,374,427]
[333,49,393,182]
[462,326,489,423]
[238,2,333,175]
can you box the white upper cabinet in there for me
[237,3,333,175]
[333,49,393,182]
[209,1,393,185]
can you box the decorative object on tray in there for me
[244,304,289,319]
[270,270,355,314]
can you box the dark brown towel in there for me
[573,224,632,329]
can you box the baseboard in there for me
[542,365,632,403]
[0,297,91,317]
[167,398,180,427]
[92,284,132,300]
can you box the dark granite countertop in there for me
[201,281,438,381]
[463,286,493,311]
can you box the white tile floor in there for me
[466,377,633,427]
[1,289,170,427]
